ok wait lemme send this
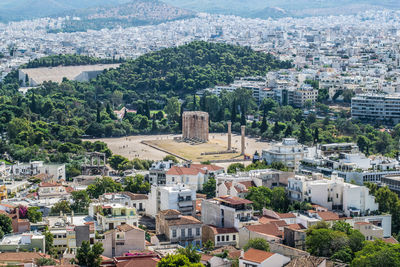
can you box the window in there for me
[336,193,339,198]
[172,229,177,238]
[181,229,185,237]
[226,235,229,241]
[222,236,225,242]
[217,236,220,242]
[196,228,200,236]
[188,228,193,237]
[172,177,175,182]
[233,235,236,241]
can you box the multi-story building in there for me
[320,143,359,156]
[155,209,202,247]
[99,192,148,215]
[262,139,306,169]
[351,94,400,124]
[202,225,239,248]
[354,221,384,241]
[0,233,45,253]
[11,161,65,181]
[89,203,138,232]
[291,84,318,108]
[38,182,69,199]
[148,161,175,185]
[147,183,195,218]
[201,196,257,229]
[287,174,379,217]
[101,224,146,258]
[165,164,224,191]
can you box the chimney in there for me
[241,126,246,155]
[227,121,232,151]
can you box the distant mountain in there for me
[163,0,400,18]
[51,0,195,32]
[0,0,133,22]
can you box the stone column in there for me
[227,121,232,151]
[241,125,246,155]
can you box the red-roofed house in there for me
[218,180,256,198]
[239,248,290,267]
[166,164,223,191]
[262,209,297,224]
[239,223,283,247]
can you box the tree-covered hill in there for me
[94,41,292,95]
[23,54,124,68]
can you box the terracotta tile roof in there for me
[224,182,232,190]
[287,224,306,230]
[317,211,340,221]
[239,181,256,190]
[285,256,326,267]
[195,199,202,213]
[117,224,144,233]
[201,254,213,262]
[116,258,159,267]
[211,246,240,258]
[382,236,399,244]
[39,182,60,187]
[277,212,296,219]
[242,248,275,263]
[190,164,223,171]
[164,215,202,226]
[355,222,371,225]
[65,186,74,193]
[258,216,283,225]
[0,252,50,263]
[245,223,283,238]
[166,166,205,176]
[166,164,223,176]
[121,192,148,200]
[216,195,253,205]
[206,225,238,235]
[159,209,181,216]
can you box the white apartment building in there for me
[291,84,318,108]
[351,94,400,123]
[287,173,379,216]
[11,161,65,181]
[262,138,306,169]
[147,184,196,218]
[89,203,138,232]
[148,160,175,185]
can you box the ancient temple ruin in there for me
[182,111,209,143]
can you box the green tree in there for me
[270,187,289,212]
[109,155,129,170]
[51,200,71,215]
[125,175,150,194]
[36,258,56,266]
[76,241,104,267]
[0,214,12,238]
[203,240,214,253]
[351,240,400,267]
[177,244,201,263]
[44,227,56,256]
[87,177,123,198]
[157,254,203,267]
[27,207,42,223]
[163,155,179,163]
[202,177,216,198]
[164,97,181,122]
[246,186,272,212]
[71,191,91,213]
[227,163,245,174]
[243,238,270,252]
